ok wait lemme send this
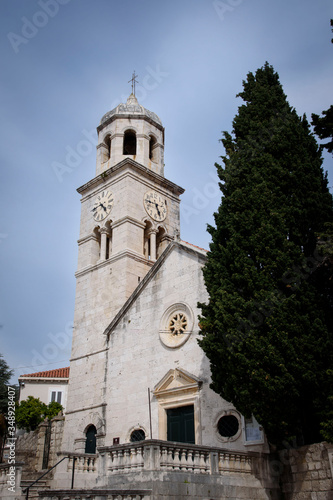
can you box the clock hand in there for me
[91,203,106,212]
[155,203,161,216]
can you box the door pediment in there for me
[153,368,201,399]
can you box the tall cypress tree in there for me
[199,63,333,447]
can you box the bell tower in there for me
[71,94,185,361]
[96,93,165,177]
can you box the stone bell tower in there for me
[73,93,185,350]
[61,93,185,450]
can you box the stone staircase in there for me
[20,473,50,499]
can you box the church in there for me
[15,89,282,499]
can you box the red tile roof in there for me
[180,240,208,253]
[20,367,70,379]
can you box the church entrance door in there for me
[167,405,195,444]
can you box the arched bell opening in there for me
[104,134,111,161]
[123,129,137,155]
[149,135,158,163]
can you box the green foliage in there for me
[47,401,63,419]
[199,63,333,447]
[15,396,63,432]
[0,355,13,415]
[311,105,333,154]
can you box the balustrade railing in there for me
[98,439,254,476]
[67,453,97,473]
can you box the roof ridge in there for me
[103,242,176,337]
[180,239,208,253]
[103,239,207,338]
[19,366,70,378]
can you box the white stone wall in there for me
[102,243,268,453]
[62,242,269,454]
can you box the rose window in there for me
[169,313,188,335]
[160,303,194,348]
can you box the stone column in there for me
[149,230,157,261]
[99,228,108,261]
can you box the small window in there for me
[217,415,239,438]
[244,415,263,442]
[123,130,136,155]
[130,429,146,442]
[85,425,97,454]
[50,391,62,404]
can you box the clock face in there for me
[144,190,167,221]
[92,190,114,221]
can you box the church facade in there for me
[43,94,279,498]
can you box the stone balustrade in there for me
[98,439,254,476]
[67,452,97,473]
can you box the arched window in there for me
[85,425,97,454]
[123,130,136,155]
[149,135,157,162]
[130,428,146,442]
[104,134,111,161]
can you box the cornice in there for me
[111,216,146,230]
[75,249,153,278]
[18,377,69,382]
[97,113,164,133]
[77,158,185,197]
[77,234,99,245]
[65,402,107,415]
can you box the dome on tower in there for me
[100,94,162,127]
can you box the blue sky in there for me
[0,0,332,383]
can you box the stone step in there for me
[20,479,50,500]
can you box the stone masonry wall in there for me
[279,442,333,499]
[15,427,39,472]
[15,415,65,474]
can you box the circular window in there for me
[130,429,145,442]
[215,411,241,442]
[218,415,239,437]
[169,312,188,334]
[159,303,194,348]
